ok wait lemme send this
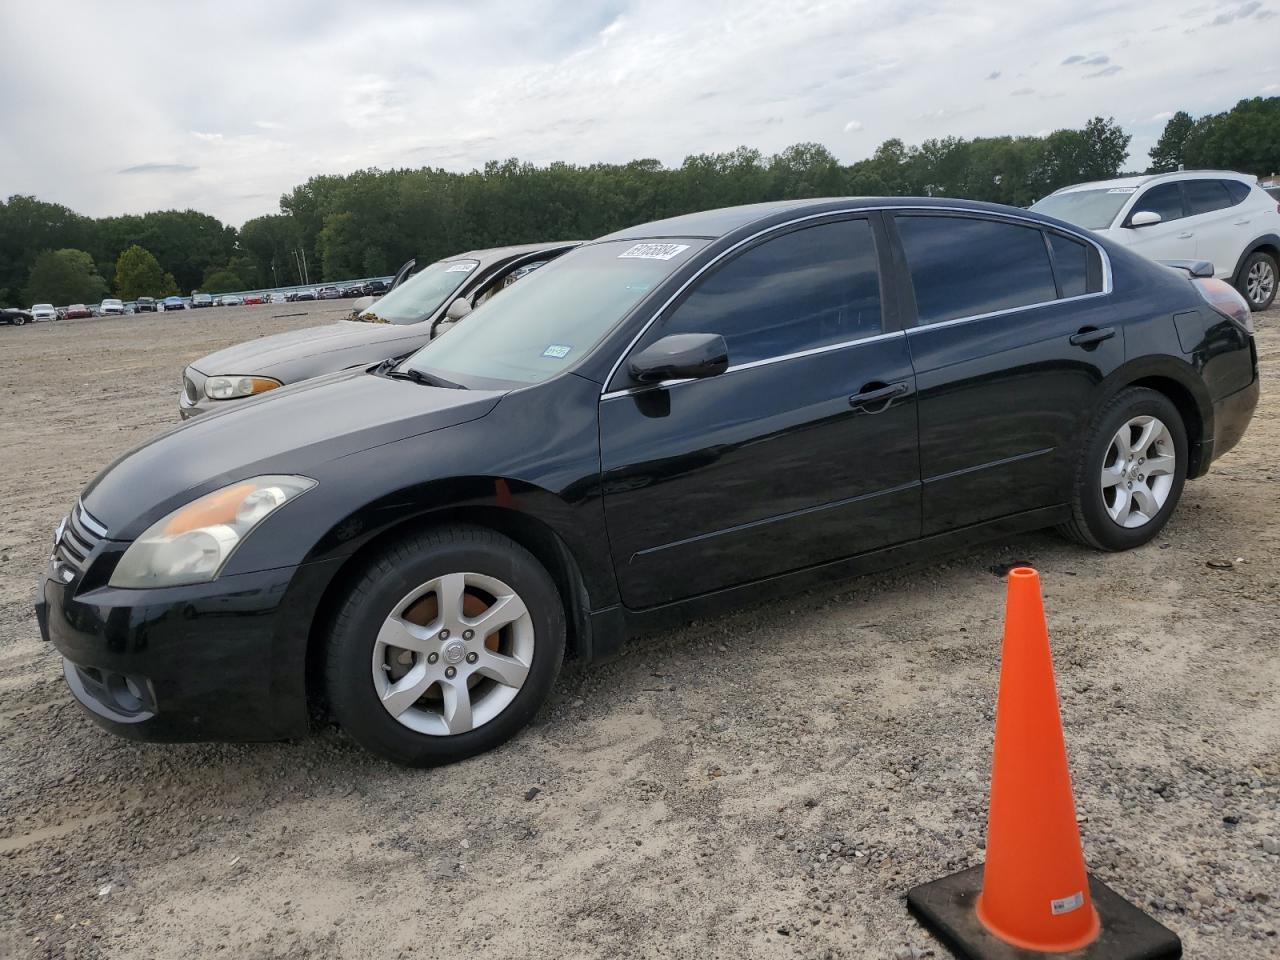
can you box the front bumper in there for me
[36,557,342,742]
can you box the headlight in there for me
[204,375,282,400]
[109,476,315,588]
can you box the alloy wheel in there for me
[371,572,534,736]
[1100,416,1176,529]
[1246,259,1275,308]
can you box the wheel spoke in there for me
[1109,430,1131,460]
[376,616,434,654]
[474,650,530,689]
[380,661,433,717]
[439,678,474,734]
[435,573,466,627]
[1144,454,1175,477]
[1101,461,1125,488]
[466,593,528,638]
[1108,487,1131,524]
[1130,484,1159,521]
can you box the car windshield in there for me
[358,259,479,326]
[1030,188,1135,230]
[401,239,705,387]
[34,304,52,310]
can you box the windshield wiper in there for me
[383,365,467,390]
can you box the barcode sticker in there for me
[446,262,477,272]
[1050,891,1085,915]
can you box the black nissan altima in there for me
[38,198,1259,766]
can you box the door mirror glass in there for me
[445,297,472,321]
[628,333,729,383]
[1129,210,1162,228]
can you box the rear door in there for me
[1185,179,1247,278]
[1125,181,1194,261]
[889,211,1122,535]
[599,214,921,609]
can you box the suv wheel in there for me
[1058,387,1188,551]
[325,525,565,766]
[1237,250,1277,312]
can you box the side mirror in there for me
[628,333,729,383]
[352,295,375,313]
[1128,210,1162,228]
[445,298,472,321]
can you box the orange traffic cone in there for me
[906,567,1181,959]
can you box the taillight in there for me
[1192,277,1253,334]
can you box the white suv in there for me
[1032,170,1279,311]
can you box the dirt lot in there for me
[0,304,1277,959]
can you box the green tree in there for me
[201,269,245,293]
[1148,111,1194,173]
[114,244,166,299]
[1182,97,1280,175]
[25,248,107,305]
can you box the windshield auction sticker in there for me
[1105,187,1138,194]
[618,243,691,260]
[542,344,572,359]
[446,262,478,272]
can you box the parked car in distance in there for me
[340,283,364,298]
[48,200,1259,766]
[135,297,158,313]
[191,293,213,308]
[63,304,93,319]
[270,292,289,303]
[243,293,267,305]
[221,294,243,306]
[100,298,125,316]
[30,304,58,322]
[160,296,185,311]
[0,307,34,326]
[362,278,390,295]
[178,242,577,418]
[316,286,342,300]
[293,289,316,302]
[1031,170,1280,311]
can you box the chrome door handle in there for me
[1177,232,1194,239]
[1069,326,1116,348]
[848,381,909,412]
[1234,219,1251,225]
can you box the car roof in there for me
[444,240,581,265]
[594,196,1071,243]
[1050,169,1259,195]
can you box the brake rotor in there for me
[384,588,502,698]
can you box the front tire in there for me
[325,525,565,766]
[1058,387,1188,551]
[1237,250,1277,312]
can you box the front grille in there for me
[55,502,106,572]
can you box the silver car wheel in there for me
[1100,415,1176,529]
[1247,259,1275,306]
[370,572,534,736]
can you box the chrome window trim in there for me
[599,204,1113,397]
[600,330,905,401]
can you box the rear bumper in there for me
[1206,375,1259,468]
[36,557,343,742]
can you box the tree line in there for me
[3,97,1276,307]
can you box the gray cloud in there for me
[117,163,199,175]
[1063,53,1109,66]
[986,70,1002,79]
[1011,87,1035,96]
[1061,54,1086,64]
[1085,64,1124,78]
[1211,1,1263,24]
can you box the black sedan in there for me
[39,198,1258,766]
[1,307,34,326]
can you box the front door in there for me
[599,215,921,609]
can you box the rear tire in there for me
[1236,250,1277,312]
[325,525,565,766]
[1058,388,1188,551]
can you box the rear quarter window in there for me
[1047,232,1095,298]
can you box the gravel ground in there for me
[0,303,1277,960]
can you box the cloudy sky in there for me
[1,0,1276,226]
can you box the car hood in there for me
[82,369,503,538]
[190,320,428,375]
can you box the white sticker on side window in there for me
[1106,187,1138,194]
[618,243,691,261]
[446,262,477,272]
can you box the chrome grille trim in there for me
[55,502,106,572]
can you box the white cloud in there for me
[0,0,1273,225]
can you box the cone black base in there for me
[907,865,1181,960]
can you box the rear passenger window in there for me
[895,216,1057,325]
[1186,179,1233,215]
[658,218,882,365]
[1132,183,1185,223]
[1048,232,1091,298]
[1224,180,1251,205]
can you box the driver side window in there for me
[654,218,883,367]
[1132,183,1185,223]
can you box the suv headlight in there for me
[109,476,315,588]
[205,375,282,400]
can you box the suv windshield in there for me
[402,239,705,387]
[1030,188,1135,230]
[358,259,479,326]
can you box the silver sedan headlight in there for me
[109,476,315,588]
[204,375,282,400]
